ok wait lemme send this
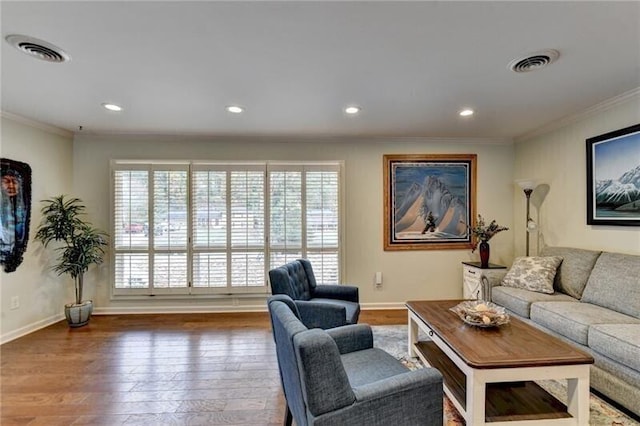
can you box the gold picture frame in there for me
[383,154,476,251]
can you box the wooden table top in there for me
[407,300,594,369]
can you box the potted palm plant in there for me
[35,195,108,327]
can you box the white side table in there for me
[462,261,507,301]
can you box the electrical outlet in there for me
[375,272,382,286]
[374,272,383,289]
[10,296,20,310]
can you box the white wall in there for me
[514,92,640,256]
[72,134,515,312]
[4,88,637,336]
[0,116,74,342]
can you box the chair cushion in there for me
[491,286,578,318]
[530,301,640,345]
[312,298,360,324]
[540,246,601,298]
[501,256,563,294]
[589,324,640,372]
[340,347,409,387]
[581,252,640,319]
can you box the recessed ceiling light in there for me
[226,105,244,114]
[345,106,361,114]
[102,103,122,112]
[459,109,474,117]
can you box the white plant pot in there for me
[64,300,93,328]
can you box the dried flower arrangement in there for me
[465,214,509,252]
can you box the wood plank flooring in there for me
[1,309,406,425]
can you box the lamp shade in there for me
[516,179,538,191]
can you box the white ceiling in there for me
[1,1,639,139]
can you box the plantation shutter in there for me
[191,169,228,290]
[305,167,340,284]
[112,161,342,296]
[230,169,265,288]
[113,167,150,291]
[152,166,189,292]
[190,164,266,293]
[269,167,303,269]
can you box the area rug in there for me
[371,325,639,426]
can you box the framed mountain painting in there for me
[383,154,476,250]
[586,123,640,226]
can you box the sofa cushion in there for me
[491,286,578,318]
[530,302,640,345]
[501,256,563,294]
[581,252,640,319]
[540,246,602,299]
[589,324,640,372]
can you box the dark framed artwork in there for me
[383,154,476,250]
[586,124,640,226]
[1,158,32,272]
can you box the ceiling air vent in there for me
[5,34,71,63]
[508,49,559,73]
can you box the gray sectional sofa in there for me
[487,246,640,417]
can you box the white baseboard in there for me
[93,302,406,315]
[1,303,407,343]
[1,314,65,345]
[361,302,407,310]
[93,305,268,315]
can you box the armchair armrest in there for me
[294,329,356,416]
[325,324,373,354]
[313,284,359,303]
[295,300,347,329]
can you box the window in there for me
[112,161,342,296]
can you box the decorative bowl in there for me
[450,300,510,327]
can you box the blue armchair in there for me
[267,295,443,426]
[269,259,360,329]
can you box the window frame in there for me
[110,160,344,299]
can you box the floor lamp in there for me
[516,179,538,256]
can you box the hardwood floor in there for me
[1,310,406,425]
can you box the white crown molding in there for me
[0,313,65,345]
[76,131,513,146]
[0,111,74,138]
[516,87,640,143]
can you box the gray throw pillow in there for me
[501,256,563,294]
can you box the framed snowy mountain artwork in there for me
[586,124,640,226]
[383,154,476,250]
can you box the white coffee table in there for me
[407,300,594,426]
